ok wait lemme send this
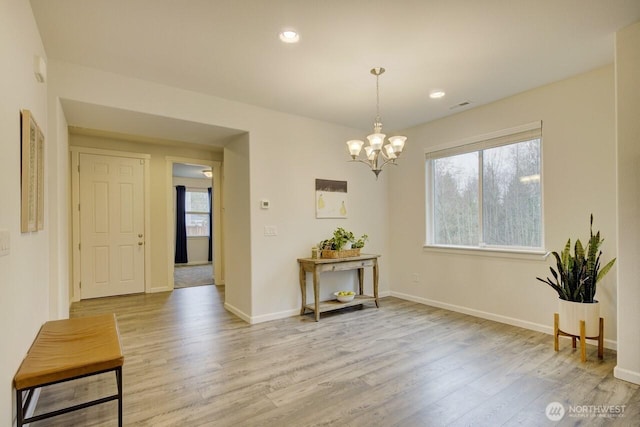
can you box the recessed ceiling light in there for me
[429,90,446,99]
[279,30,300,43]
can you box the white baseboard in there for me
[147,285,172,293]
[224,302,251,323]
[250,308,301,324]
[391,291,618,350]
[225,291,392,324]
[614,366,640,385]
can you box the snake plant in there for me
[537,215,616,303]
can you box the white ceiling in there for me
[30,0,640,140]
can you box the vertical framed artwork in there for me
[36,126,45,230]
[315,178,348,219]
[20,110,43,233]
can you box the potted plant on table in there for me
[318,227,368,258]
[536,215,616,337]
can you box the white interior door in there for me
[79,153,145,298]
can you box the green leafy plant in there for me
[352,234,368,249]
[319,227,368,251]
[536,215,616,303]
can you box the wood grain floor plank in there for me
[30,285,639,426]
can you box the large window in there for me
[185,189,210,237]
[426,124,542,251]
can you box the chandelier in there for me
[346,67,406,178]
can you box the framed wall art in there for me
[36,125,45,230]
[315,178,348,219]
[20,109,43,232]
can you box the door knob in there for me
[138,234,143,238]
[138,242,143,246]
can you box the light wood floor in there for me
[32,286,639,426]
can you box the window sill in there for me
[187,235,210,239]
[423,244,549,261]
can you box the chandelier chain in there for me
[376,73,380,120]
[370,67,385,130]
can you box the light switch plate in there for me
[0,229,9,256]
[264,225,278,236]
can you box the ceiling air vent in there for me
[449,101,472,110]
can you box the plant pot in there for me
[320,248,360,259]
[558,299,600,337]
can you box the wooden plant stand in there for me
[554,312,604,362]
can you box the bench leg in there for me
[116,366,123,427]
[16,389,23,427]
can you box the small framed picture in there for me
[20,110,43,232]
[315,179,348,219]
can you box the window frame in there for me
[185,188,210,238]
[425,121,545,255]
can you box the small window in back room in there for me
[185,189,210,237]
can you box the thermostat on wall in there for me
[260,200,270,209]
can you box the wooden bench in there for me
[13,314,124,426]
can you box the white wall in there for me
[615,21,640,385]
[0,0,49,423]
[48,60,390,324]
[48,98,69,319]
[388,66,619,346]
[223,134,252,319]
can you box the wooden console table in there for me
[297,254,380,321]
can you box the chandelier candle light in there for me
[346,67,407,178]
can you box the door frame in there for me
[70,147,152,301]
[166,157,223,288]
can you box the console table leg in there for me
[357,268,364,295]
[313,268,320,322]
[299,265,307,315]
[373,261,379,308]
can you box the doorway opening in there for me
[168,159,223,289]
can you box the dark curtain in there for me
[175,185,188,264]
[208,187,212,262]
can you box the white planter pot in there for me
[558,299,600,337]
